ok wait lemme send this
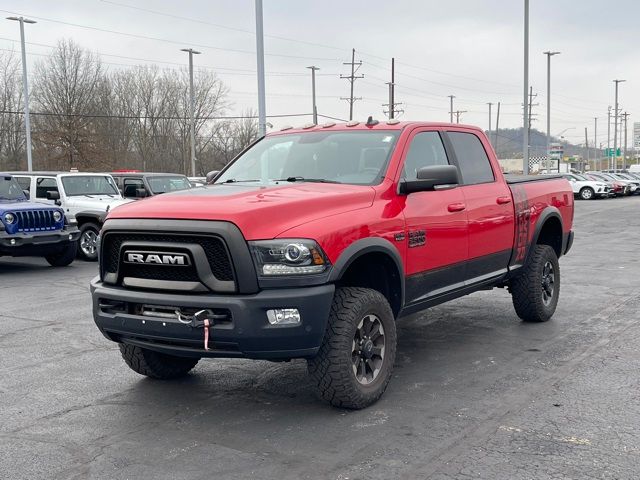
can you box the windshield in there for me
[0,175,26,201]
[216,130,400,186]
[147,176,192,194]
[62,175,120,196]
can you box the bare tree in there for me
[0,50,25,170]
[32,39,103,170]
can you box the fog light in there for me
[69,234,73,240]
[10,239,16,245]
[266,308,301,325]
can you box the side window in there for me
[402,131,449,181]
[15,177,31,192]
[35,177,58,199]
[448,132,495,185]
[123,178,145,198]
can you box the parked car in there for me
[559,173,610,200]
[11,172,131,261]
[91,120,574,409]
[110,172,193,199]
[609,173,640,193]
[0,173,80,266]
[585,172,630,196]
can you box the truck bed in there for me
[505,174,562,184]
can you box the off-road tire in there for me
[511,245,560,322]
[45,242,78,267]
[579,187,594,200]
[78,222,100,261]
[119,344,200,379]
[307,287,397,409]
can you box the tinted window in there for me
[36,177,58,199]
[402,131,449,180]
[448,132,495,185]
[123,178,145,198]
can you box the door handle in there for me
[447,203,466,212]
[496,196,512,205]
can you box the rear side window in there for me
[402,131,449,180]
[448,132,495,185]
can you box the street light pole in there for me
[180,48,201,177]
[7,16,36,172]
[448,95,455,123]
[544,51,560,173]
[522,0,530,174]
[613,79,625,173]
[255,0,267,137]
[607,106,611,169]
[307,66,319,124]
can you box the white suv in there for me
[12,172,132,260]
[560,173,611,200]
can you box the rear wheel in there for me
[510,245,560,322]
[579,187,594,200]
[78,222,100,261]
[45,242,77,267]
[119,344,200,379]
[307,287,397,409]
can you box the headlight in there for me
[53,211,63,222]
[3,213,15,224]
[249,239,329,276]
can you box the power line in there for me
[0,109,313,120]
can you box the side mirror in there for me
[46,190,60,201]
[135,188,148,198]
[399,165,460,194]
[22,190,30,199]
[206,170,220,184]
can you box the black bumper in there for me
[91,277,335,360]
[0,228,80,256]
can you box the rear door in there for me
[34,176,59,204]
[400,129,469,304]
[444,130,515,284]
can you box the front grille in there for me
[16,210,60,232]
[101,231,235,290]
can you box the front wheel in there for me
[579,187,594,200]
[78,222,100,261]
[510,245,560,322]
[45,242,78,267]
[307,287,397,409]
[119,344,200,379]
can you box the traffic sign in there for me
[606,148,621,157]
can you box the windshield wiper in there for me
[276,176,342,184]
[221,179,261,184]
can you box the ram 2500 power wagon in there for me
[91,120,574,409]
[1,173,79,266]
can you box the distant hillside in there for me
[488,127,589,159]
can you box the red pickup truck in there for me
[91,120,574,409]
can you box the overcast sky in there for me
[1,0,638,145]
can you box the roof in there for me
[9,171,115,177]
[109,172,188,177]
[267,120,484,137]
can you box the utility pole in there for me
[526,87,538,147]
[607,106,611,169]
[180,48,201,177]
[523,0,530,174]
[544,51,560,174]
[594,117,598,168]
[494,102,501,154]
[584,127,589,173]
[254,0,267,137]
[448,95,455,123]
[623,111,630,170]
[7,16,36,172]
[455,110,467,124]
[487,102,493,145]
[340,48,363,121]
[307,66,320,124]
[383,58,403,119]
[613,79,625,172]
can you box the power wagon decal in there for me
[511,185,531,265]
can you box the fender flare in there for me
[328,237,405,308]
[527,206,563,262]
[75,210,106,226]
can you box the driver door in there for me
[401,129,469,305]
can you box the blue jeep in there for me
[0,173,80,266]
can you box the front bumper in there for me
[0,228,80,256]
[91,277,335,360]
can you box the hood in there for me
[107,182,376,239]
[66,196,132,212]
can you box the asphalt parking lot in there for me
[1,197,639,480]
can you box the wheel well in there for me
[336,252,402,317]
[536,216,563,257]
[76,216,101,228]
